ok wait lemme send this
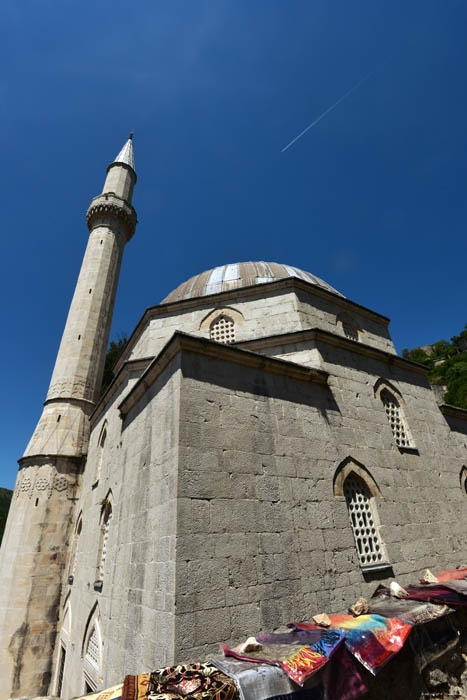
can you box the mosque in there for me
[0,137,466,699]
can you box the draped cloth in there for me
[379,583,467,607]
[433,567,467,582]
[223,628,345,685]
[72,684,123,700]
[122,664,237,700]
[368,592,453,625]
[290,614,412,675]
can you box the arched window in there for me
[380,389,411,448]
[460,466,467,496]
[82,605,103,692]
[343,474,385,568]
[342,322,359,342]
[95,421,107,485]
[210,314,235,344]
[96,494,113,587]
[337,312,361,343]
[68,513,82,583]
[334,457,388,570]
[54,599,71,697]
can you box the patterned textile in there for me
[291,614,412,675]
[223,629,344,685]
[123,664,238,700]
[368,591,453,625]
[73,684,123,700]
[122,673,151,700]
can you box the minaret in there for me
[0,136,137,697]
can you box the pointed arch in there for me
[95,490,113,586]
[200,307,244,344]
[334,456,382,499]
[53,594,72,696]
[82,602,103,691]
[334,457,388,569]
[336,311,361,342]
[68,510,83,582]
[95,420,108,484]
[374,378,414,449]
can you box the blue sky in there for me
[1,0,467,489]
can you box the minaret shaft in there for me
[0,137,137,697]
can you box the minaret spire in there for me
[0,136,138,697]
[112,133,135,171]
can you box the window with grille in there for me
[95,424,107,484]
[381,389,411,447]
[98,506,112,580]
[210,315,235,344]
[344,474,385,568]
[343,322,358,341]
[70,517,82,579]
[85,626,100,670]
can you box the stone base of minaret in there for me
[0,456,83,696]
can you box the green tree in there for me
[101,334,128,395]
[403,324,467,410]
[0,488,12,544]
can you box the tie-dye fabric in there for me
[223,628,345,685]
[433,567,467,582]
[290,614,412,674]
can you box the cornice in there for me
[118,332,329,419]
[89,356,153,428]
[236,328,429,376]
[440,403,467,421]
[114,277,390,375]
[86,192,137,239]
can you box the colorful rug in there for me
[223,628,345,685]
[123,664,238,700]
[290,614,412,674]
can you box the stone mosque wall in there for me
[58,321,467,694]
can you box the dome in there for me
[162,261,342,303]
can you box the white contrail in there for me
[281,64,385,153]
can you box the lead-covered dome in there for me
[162,261,342,303]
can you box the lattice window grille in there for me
[344,476,384,567]
[99,508,112,579]
[343,323,358,341]
[210,315,235,344]
[381,390,410,447]
[85,626,100,670]
[71,519,82,577]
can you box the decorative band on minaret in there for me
[0,136,138,697]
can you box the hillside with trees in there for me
[0,488,12,544]
[402,324,467,409]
